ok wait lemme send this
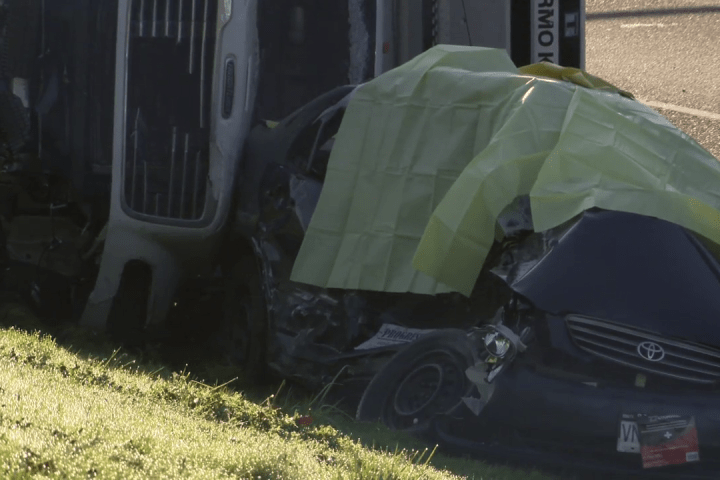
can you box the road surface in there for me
[586,0,720,158]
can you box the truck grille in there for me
[124,0,218,221]
[566,315,720,384]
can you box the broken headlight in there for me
[483,330,512,358]
[472,323,528,363]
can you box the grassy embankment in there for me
[0,301,557,479]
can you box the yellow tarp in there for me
[290,45,720,296]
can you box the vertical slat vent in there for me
[124,0,217,221]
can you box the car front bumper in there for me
[434,364,720,478]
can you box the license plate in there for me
[617,419,641,453]
[617,414,701,468]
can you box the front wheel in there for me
[356,329,478,433]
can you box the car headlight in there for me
[483,331,512,358]
[472,322,528,363]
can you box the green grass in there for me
[0,301,559,479]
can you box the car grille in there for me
[124,0,218,221]
[566,315,720,384]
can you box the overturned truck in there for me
[0,0,531,336]
[0,0,382,333]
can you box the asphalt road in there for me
[585,0,720,158]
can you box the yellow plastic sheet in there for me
[518,62,635,99]
[291,45,720,296]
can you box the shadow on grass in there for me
[0,294,575,480]
[0,290,257,382]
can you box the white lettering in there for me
[355,325,435,350]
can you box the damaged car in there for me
[227,46,720,478]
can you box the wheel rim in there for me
[383,349,470,430]
[393,363,443,416]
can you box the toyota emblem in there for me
[637,341,665,362]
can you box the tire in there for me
[220,255,270,382]
[356,329,478,433]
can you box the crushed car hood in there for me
[492,209,720,348]
[290,44,720,296]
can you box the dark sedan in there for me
[225,82,720,478]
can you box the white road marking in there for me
[640,99,720,121]
[620,23,679,28]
